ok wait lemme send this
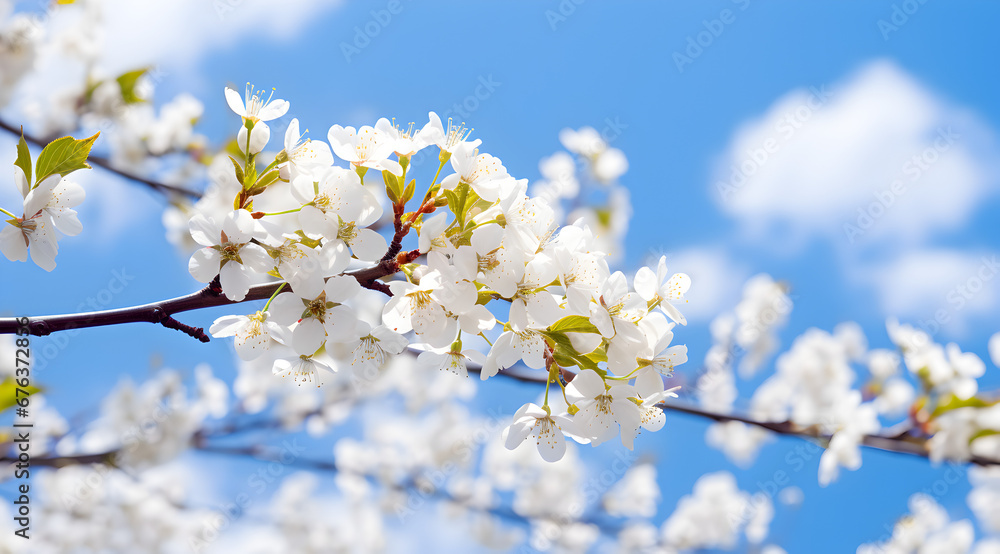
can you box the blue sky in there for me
[3,1,1000,551]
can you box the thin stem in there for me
[263,283,286,311]
[430,158,447,190]
[261,207,302,217]
[606,367,641,381]
[0,206,17,219]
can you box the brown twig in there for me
[0,254,407,339]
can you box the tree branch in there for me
[468,363,1000,467]
[0,258,405,339]
[0,118,202,200]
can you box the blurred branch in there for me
[5,439,623,537]
[0,118,202,200]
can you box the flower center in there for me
[242,83,276,122]
[305,294,329,322]
[443,118,472,151]
[354,335,386,367]
[337,221,357,242]
[220,243,242,262]
[595,394,613,415]
[288,356,316,385]
[478,250,500,273]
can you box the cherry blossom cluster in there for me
[530,125,631,261]
[858,492,1000,554]
[0,464,217,553]
[696,273,1000,489]
[180,84,691,464]
[887,319,1000,464]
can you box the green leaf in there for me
[548,315,601,335]
[595,207,612,227]
[14,131,31,186]
[253,169,280,191]
[401,178,416,204]
[0,377,42,413]
[224,138,247,161]
[970,429,1000,443]
[552,349,578,370]
[245,170,280,198]
[443,189,461,214]
[543,330,602,372]
[243,160,258,190]
[228,156,245,186]
[116,68,149,104]
[383,169,401,204]
[582,347,608,366]
[476,290,496,305]
[452,182,471,229]
[931,394,999,418]
[34,132,100,184]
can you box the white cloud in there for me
[713,60,998,250]
[93,0,345,75]
[644,247,749,324]
[856,249,999,338]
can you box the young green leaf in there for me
[34,132,100,185]
[548,315,601,335]
[0,377,42,413]
[401,178,416,204]
[116,68,150,104]
[383,169,402,204]
[14,131,31,187]
[229,156,245,186]
[254,169,281,191]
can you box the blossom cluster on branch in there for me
[5,4,1000,550]
[167,83,690,464]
